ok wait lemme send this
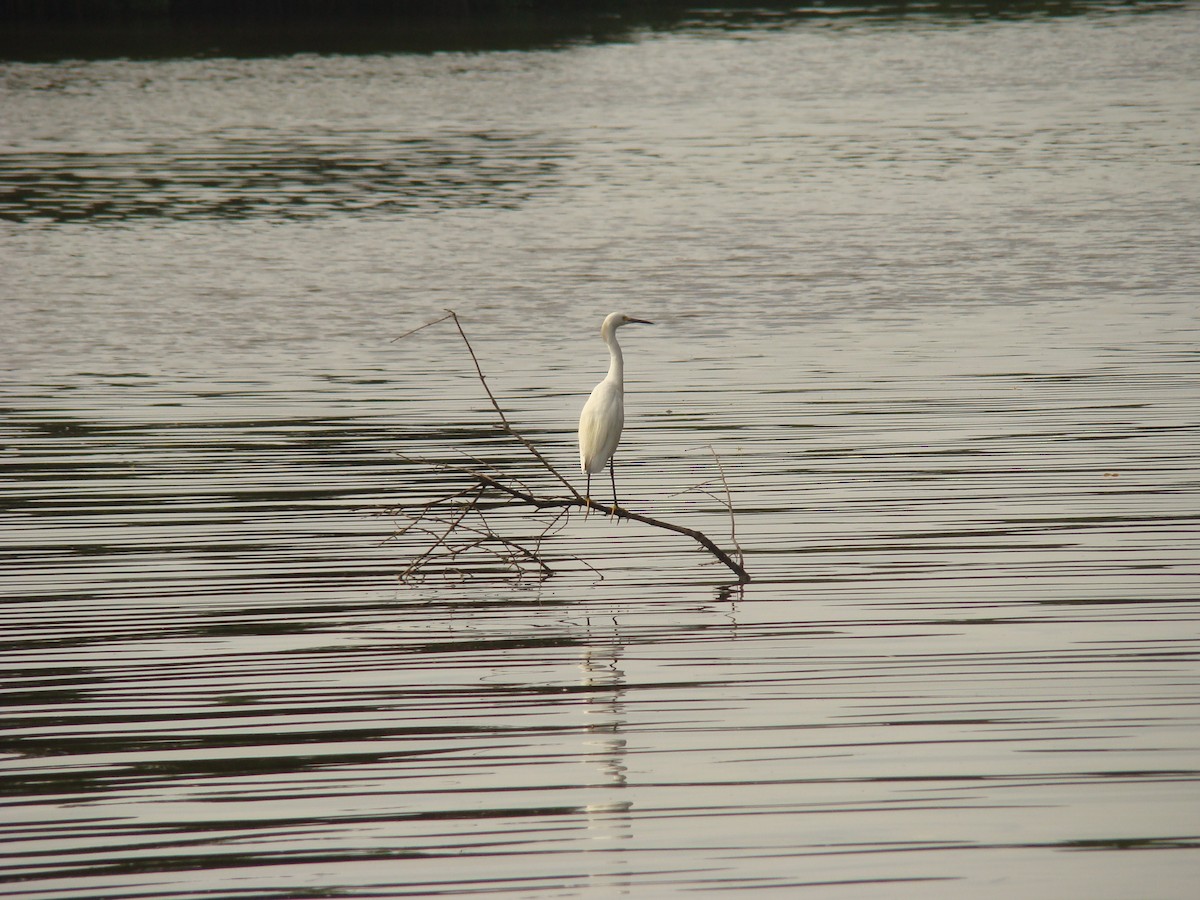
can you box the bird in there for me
[578,312,654,515]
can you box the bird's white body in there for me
[578,312,652,510]
[579,377,624,475]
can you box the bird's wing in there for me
[578,383,624,474]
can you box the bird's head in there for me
[603,312,654,334]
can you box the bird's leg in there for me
[584,472,592,519]
[609,457,619,518]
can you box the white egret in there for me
[578,311,654,513]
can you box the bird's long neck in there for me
[603,327,624,385]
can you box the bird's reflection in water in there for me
[579,621,633,891]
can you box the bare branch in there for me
[465,471,751,583]
[443,310,582,500]
[709,445,744,567]
[389,311,457,343]
[390,312,751,585]
[400,487,483,580]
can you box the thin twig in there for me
[400,492,555,582]
[443,310,582,500]
[390,311,457,343]
[456,450,535,496]
[709,445,744,567]
[400,486,483,580]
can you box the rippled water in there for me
[2,4,1199,898]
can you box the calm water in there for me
[2,3,1199,898]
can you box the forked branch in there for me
[390,311,750,584]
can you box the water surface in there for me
[2,4,1199,898]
